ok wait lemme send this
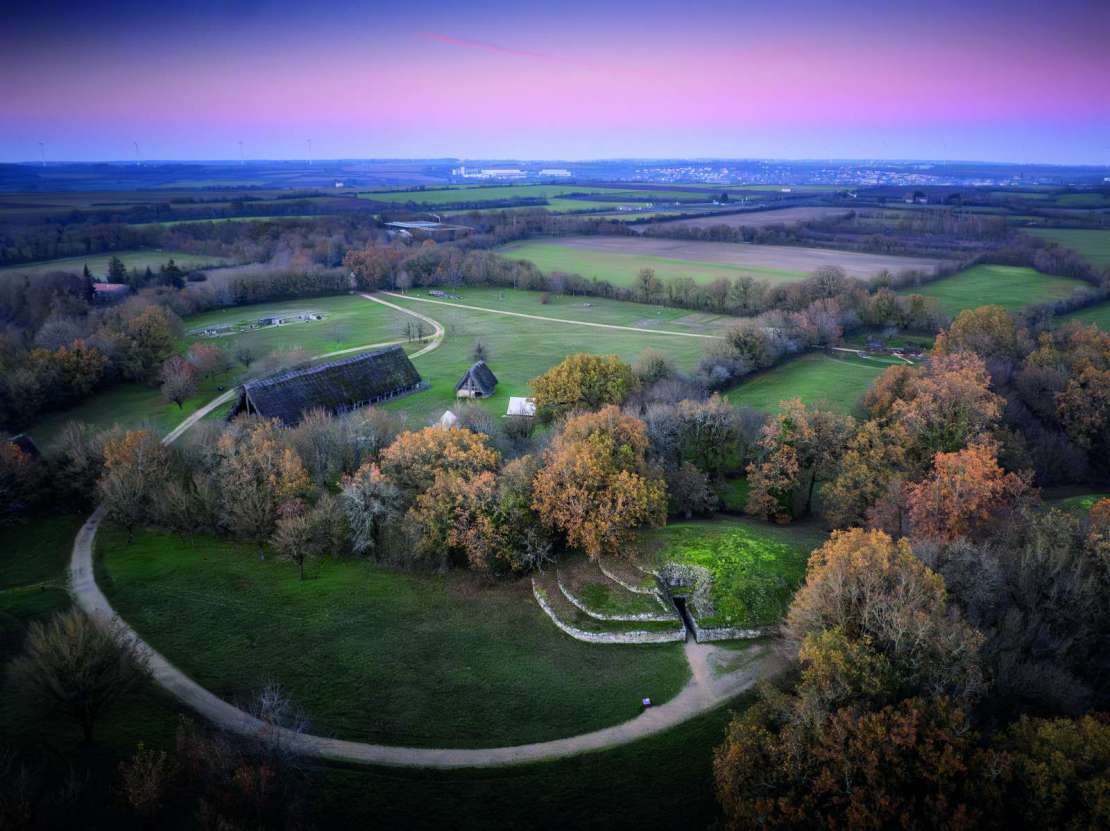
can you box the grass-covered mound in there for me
[898,264,1088,316]
[640,518,824,629]
[724,351,901,416]
[96,526,690,748]
[1047,492,1110,514]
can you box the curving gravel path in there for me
[68,291,777,768]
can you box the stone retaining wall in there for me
[532,580,686,645]
[689,618,774,643]
[597,559,658,595]
[556,572,676,622]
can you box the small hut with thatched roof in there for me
[228,346,423,425]
[455,361,498,399]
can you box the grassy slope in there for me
[639,517,825,628]
[1025,228,1110,270]
[381,289,719,423]
[725,352,901,416]
[0,249,230,277]
[497,240,804,287]
[899,264,1088,317]
[97,525,690,747]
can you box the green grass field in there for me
[0,249,230,277]
[899,264,1088,317]
[381,288,724,423]
[1025,228,1110,271]
[639,517,824,628]
[725,351,901,415]
[497,240,805,287]
[1047,492,1110,513]
[184,294,409,356]
[97,525,690,747]
[1061,302,1110,331]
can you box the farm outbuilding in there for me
[455,361,498,398]
[227,346,423,425]
[506,396,536,417]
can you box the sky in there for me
[1,0,1108,164]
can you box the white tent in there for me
[506,397,536,417]
[438,410,459,428]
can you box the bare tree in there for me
[10,609,150,743]
[159,356,198,409]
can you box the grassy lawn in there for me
[184,294,409,356]
[1025,228,1110,270]
[639,517,825,629]
[725,351,901,416]
[96,525,691,747]
[0,513,750,829]
[1061,302,1110,331]
[899,264,1089,317]
[0,249,230,277]
[381,290,718,424]
[1046,492,1110,514]
[497,239,805,287]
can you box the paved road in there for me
[382,291,723,340]
[69,291,775,768]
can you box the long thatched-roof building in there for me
[228,346,423,425]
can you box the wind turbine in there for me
[133,141,141,166]
[37,141,46,167]
[306,138,313,166]
[238,140,244,166]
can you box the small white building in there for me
[506,397,536,418]
[438,410,459,428]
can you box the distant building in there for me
[539,169,572,177]
[455,361,498,398]
[227,346,423,426]
[92,282,130,304]
[506,396,536,418]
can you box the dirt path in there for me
[381,291,723,340]
[68,292,779,769]
[361,292,446,356]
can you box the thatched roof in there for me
[230,346,422,425]
[455,361,498,397]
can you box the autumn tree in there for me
[186,342,229,378]
[270,494,347,579]
[933,305,1029,365]
[823,419,909,529]
[407,469,499,569]
[379,425,499,495]
[159,355,198,409]
[745,399,853,522]
[529,353,636,422]
[787,528,985,714]
[906,441,1035,544]
[119,306,178,382]
[10,609,150,743]
[52,339,108,397]
[340,462,402,554]
[98,430,170,542]
[532,406,666,558]
[714,696,998,831]
[216,420,310,558]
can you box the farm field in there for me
[497,236,945,288]
[379,288,723,423]
[0,248,229,277]
[648,206,851,231]
[1024,228,1110,270]
[639,517,825,629]
[898,264,1089,316]
[359,184,719,206]
[131,214,323,228]
[97,525,690,748]
[1061,302,1110,331]
[725,351,902,415]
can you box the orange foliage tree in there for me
[532,406,665,558]
[529,353,636,423]
[906,441,1035,543]
[379,425,500,495]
